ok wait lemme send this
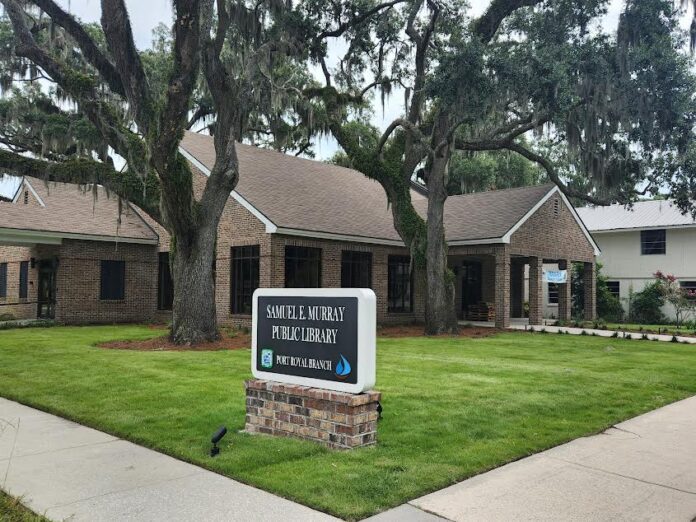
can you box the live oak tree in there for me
[0,1,319,344]
[300,0,696,334]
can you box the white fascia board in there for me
[274,227,405,247]
[499,186,601,256]
[0,227,157,246]
[177,145,278,233]
[501,186,559,244]
[11,178,46,207]
[448,237,505,246]
[555,190,602,256]
[590,224,696,234]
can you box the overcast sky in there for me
[0,0,635,198]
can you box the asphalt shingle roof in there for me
[0,177,158,242]
[180,132,554,243]
[577,200,696,232]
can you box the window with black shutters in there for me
[388,255,413,313]
[641,229,666,255]
[548,283,559,304]
[157,253,174,311]
[0,263,7,298]
[100,260,125,300]
[285,246,321,288]
[341,251,372,288]
[607,281,620,299]
[231,245,260,314]
[18,261,28,299]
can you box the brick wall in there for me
[245,379,380,449]
[55,240,157,324]
[0,245,37,320]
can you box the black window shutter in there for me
[0,263,7,298]
[19,261,28,299]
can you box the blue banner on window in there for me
[544,270,568,284]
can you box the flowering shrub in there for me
[654,271,696,327]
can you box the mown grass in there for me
[1,325,695,520]
[0,490,48,522]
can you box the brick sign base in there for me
[244,379,380,449]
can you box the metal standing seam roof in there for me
[180,131,557,244]
[576,200,696,232]
[0,177,158,243]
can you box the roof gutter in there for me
[0,227,158,246]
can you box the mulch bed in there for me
[98,329,251,352]
[98,324,496,352]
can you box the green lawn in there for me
[0,490,47,522]
[1,326,696,520]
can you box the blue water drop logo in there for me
[335,355,352,380]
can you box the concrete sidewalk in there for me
[0,397,337,521]
[368,395,696,521]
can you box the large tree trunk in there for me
[424,116,459,335]
[170,226,220,344]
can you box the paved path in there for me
[368,395,696,521]
[0,398,337,522]
[466,320,696,344]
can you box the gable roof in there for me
[0,177,158,245]
[577,199,696,233]
[180,132,586,248]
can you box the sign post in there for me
[245,288,381,449]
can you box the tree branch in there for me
[100,0,153,131]
[30,0,125,97]
[316,0,407,40]
[0,149,162,223]
[505,141,614,206]
[472,0,544,43]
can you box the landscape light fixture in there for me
[376,401,383,420]
[210,426,227,457]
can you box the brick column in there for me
[494,248,510,328]
[583,261,596,321]
[529,256,544,326]
[510,261,525,318]
[558,259,572,322]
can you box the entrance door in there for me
[460,262,482,316]
[37,259,57,319]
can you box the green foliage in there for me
[572,262,624,322]
[3,326,696,519]
[628,282,666,325]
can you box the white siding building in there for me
[577,200,696,320]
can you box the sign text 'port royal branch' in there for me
[251,288,377,394]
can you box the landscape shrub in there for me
[629,282,666,324]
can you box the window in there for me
[680,281,696,301]
[548,283,559,305]
[607,281,620,299]
[0,263,6,298]
[388,255,413,313]
[231,245,260,314]
[341,251,372,288]
[641,229,666,255]
[157,253,174,311]
[285,246,321,288]
[18,261,28,299]
[100,260,125,300]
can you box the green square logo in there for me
[260,348,274,369]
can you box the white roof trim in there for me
[449,237,505,246]
[590,224,696,234]
[11,178,46,207]
[178,145,278,233]
[0,227,158,245]
[498,186,600,256]
[274,227,405,246]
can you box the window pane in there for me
[100,260,125,300]
[285,246,321,288]
[641,229,666,255]
[0,263,6,298]
[680,281,696,301]
[548,283,559,304]
[341,251,372,288]
[19,261,28,299]
[157,252,174,311]
[606,281,620,299]
[231,245,260,314]
[388,255,412,313]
